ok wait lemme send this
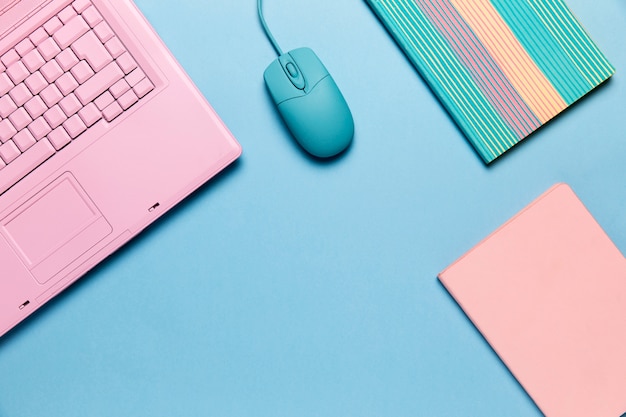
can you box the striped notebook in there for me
[367,0,615,163]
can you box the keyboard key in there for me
[0,159,5,170]
[29,28,49,46]
[63,114,86,138]
[56,72,79,95]
[22,49,45,72]
[41,60,63,82]
[0,120,17,143]
[83,6,103,28]
[94,91,114,110]
[0,138,55,194]
[0,73,14,95]
[53,15,89,49]
[43,16,63,35]
[13,130,36,152]
[38,37,61,61]
[118,89,138,110]
[48,127,71,150]
[93,21,114,43]
[133,78,154,98]
[70,60,94,83]
[110,79,130,99]
[1,49,20,67]
[116,52,137,74]
[24,72,48,95]
[102,101,122,122]
[73,0,91,13]
[44,105,67,129]
[0,95,18,118]
[6,61,30,84]
[104,37,124,59]
[56,48,79,71]
[0,140,21,164]
[24,96,48,119]
[75,61,123,105]
[28,117,52,140]
[58,5,77,24]
[72,31,112,72]
[41,84,64,107]
[77,103,101,127]
[15,38,35,57]
[125,68,145,87]
[59,93,82,117]
[9,83,33,107]
[9,108,33,131]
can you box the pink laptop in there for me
[0,0,241,337]
[439,184,626,416]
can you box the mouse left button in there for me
[279,54,306,90]
[264,59,306,104]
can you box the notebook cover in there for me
[438,184,626,416]
[366,0,615,163]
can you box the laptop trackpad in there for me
[1,173,112,284]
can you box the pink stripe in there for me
[416,0,540,137]
[430,0,540,133]
[418,0,531,137]
[459,0,554,117]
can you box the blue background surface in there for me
[1,0,625,416]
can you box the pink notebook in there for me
[439,184,626,416]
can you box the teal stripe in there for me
[377,0,517,162]
[542,0,615,79]
[491,0,584,104]
[397,0,517,158]
[529,0,601,85]
[527,0,614,102]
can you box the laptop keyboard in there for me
[0,0,154,195]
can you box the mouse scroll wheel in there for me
[285,62,305,90]
[286,63,299,77]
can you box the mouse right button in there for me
[289,48,329,88]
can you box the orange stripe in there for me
[468,1,555,118]
[449,0,567,122]
[456,0,560,119]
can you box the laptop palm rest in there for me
[1,173,112,284]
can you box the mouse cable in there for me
[258,0,284,56]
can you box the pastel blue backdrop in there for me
[1,1,624,416]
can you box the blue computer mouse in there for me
[263,47,354,158]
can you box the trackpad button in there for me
[1,173,112,284]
